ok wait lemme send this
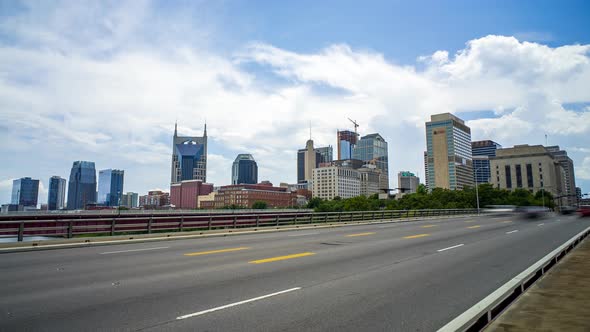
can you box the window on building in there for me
[505,165,512,188]
[515,165,522,188]
[526,164,533,188]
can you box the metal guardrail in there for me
[437,225,590,332]
[0,209,476,242]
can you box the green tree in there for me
[252,201,268,209]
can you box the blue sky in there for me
[1,0,590,204]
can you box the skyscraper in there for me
[425,113,473,191]
[11,177,39,207]
[232,154,258,185]
[337,130,358,160]
[97,169,125,206]
[352,133,389,188]
[121,192,139,208]
[297,145,333,183]
[398,171,420,194]
[67,161,97,210]
[171,122,207,184]
[47,176,66,210]
[472,140,502,184]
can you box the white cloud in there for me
[1,3,590,203]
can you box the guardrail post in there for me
[233,216,237,228]
[18,222,24,242]
[148,216,153,234]
[360,212,364,221]
[294,214,298,225]
[111,218,116,236]
[67,221,73,238]
[350,213,353,221]
[324,213,328,223]
[276,215,280,226]
[208,215,213,230]
[256,215,260,227]
[179,215,184,232]
[338,213,342,223]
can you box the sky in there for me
[1,0,590,204]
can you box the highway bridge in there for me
[1,213,588,331]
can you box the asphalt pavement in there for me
[1,213,588,331]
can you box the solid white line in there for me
[176,287,301,320]
[538,223,545,226]
[100,246,169,255]
[287,232,320,237]
[437,244,464,252]
[506,230,519,234]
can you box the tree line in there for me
[307,184,555,212]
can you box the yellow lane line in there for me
[467,225,481,229]
[464,220,476,223]
[403,233,430,239]
[421,225,437,228]
[249,252,315,264]
[346,232,376,237]
[500,220,513,223]
[184,247,250,256]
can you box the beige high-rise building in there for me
[425,113,473,191]
[490,145,567,206]
[303,139,317,184]
[312,166,360,200]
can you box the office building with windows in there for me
[67,161,97,210]
[337,130,358,160]
[232,154,258,185]
[97,169,124,206]
[47,176,66,210]
[425,113,473,191]
[121,192,139,208]
[546,146,577,206]
[171,122,207,184]
[11,177,40,208]
[472,140,502,185]
[352,133,389,187]
[297,144,333,184]
[312,166,360,200]
[170,180,214,209]
[139,191,170,209]
[490,145,566,205]
[398,171,420,194]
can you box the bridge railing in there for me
[0,209,477,242]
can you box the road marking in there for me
[500,220,512,223]
[345,232,375,237]
[467,225,481,229]
[184,247,250,256]
[287,232,320,237]
[538,223,545,226]
[176,287,301,320]
[464,220,476,223]
[421,225,437,228]
[437,244,464,252]
[403,233,430,239]
[100,246,169,255]
[249,252,315,264]
[506,230,519,234]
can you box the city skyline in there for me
[1,1,590,204]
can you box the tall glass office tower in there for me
[337,130,358,160]
[97,169,125,206]
[171,123,207,184]
[47,176,66,210]
[425,113,473,191]
[67,161,97,210]
[352,133,389,181]
[472,140,502,184]
[11,177,40,207]
[232,154,258,185]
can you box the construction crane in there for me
[348,118,359,135]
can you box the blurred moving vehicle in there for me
[578,206,590,217]
[515,206,550,219]
[558,206,577,215]
[482,205,516,215]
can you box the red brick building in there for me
[213,183,296,208]
[139,190,170,209]
[170,180,214,209]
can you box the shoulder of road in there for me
[486,230,590,331]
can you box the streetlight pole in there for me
[474,167,483,215]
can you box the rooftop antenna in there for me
[348,118,359,135]
[545,134,548,146]
[309,121,312,140]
